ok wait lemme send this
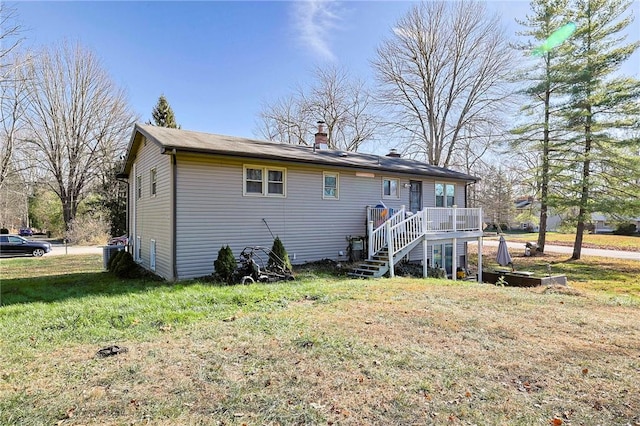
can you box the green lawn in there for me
[1,254,639,425]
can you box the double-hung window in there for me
[435,183,455,207]
[244,165,286,197]
[323,172,339,199]
[382,178,399,199]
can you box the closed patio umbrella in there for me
[496,235,513,267]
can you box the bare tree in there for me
[373,1,514,167]
[0,52,29,189]
[22,42,137,230]
[257,94,309,145]
[256,66,378,152]
[0,3,23,76]
[0,4,25,190]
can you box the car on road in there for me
[19,227,33,236]
[0,235,52,257]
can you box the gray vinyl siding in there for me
[173,154,458,280]
[130,137,173,280]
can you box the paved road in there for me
[7,238,636,261]
[49,243,103,256]
[473,240,639,261]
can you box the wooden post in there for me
[367,220,374,260]
[452,238,457,281]
[423,237,428,278]
[477,236,483,283]
[453,205,457,232]
[387,220,394,278]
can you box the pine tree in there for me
[512,0,573,253]
[268,237,292,272]
[149,94,179,128]
[560,0,640,259]
[214,245,236,284]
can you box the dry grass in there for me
[2,282,639,424]
[473,245,640,300]
[1,254,639,425]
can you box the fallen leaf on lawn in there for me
[550,418,562,425]
[582,368,589,375]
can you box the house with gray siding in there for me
[121,123,485,281]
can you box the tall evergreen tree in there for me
[149,94,179,128]
[512,0,573,253]
[560,0,640,259]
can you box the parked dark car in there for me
[18,227,33,236]
[0,235,52,257]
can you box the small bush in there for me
[111,251,140,279]
[614,222,637,236]
[107,249,125,272]
[0,228,8,234]
[268,236,292,271]
[213,245,236,284]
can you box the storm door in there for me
[409,180,422,213]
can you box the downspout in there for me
[115,173,129,250]
[171,149,177,280]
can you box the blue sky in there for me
[12,1,640,143]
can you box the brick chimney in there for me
[386,148,401,158]
[314,121,328,150]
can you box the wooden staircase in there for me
[348,248,389,278]
[348,237,424,278]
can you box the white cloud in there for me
[292,0,342,61]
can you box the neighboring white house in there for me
[511,196,637,234]
[121,124,484,281]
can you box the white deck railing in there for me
[367,206,405,258]
[367,206,482,261]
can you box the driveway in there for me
[473,239,639,261]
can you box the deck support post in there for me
[452,238,457,281]
[477,236,483,283]
[422,237,428,278]
[387,220,394,278]
[367,220,374,260]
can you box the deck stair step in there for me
[349,236,424,279]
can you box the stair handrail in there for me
[390,212,424,257]
[367,205,405,259]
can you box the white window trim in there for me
[150,168,157,197]
[322,171,339,200]
[243,165,287,197]
[435,182,456,207]
[382,177,400,199]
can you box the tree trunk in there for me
[537,69,551,253]
[572,108,592,260]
